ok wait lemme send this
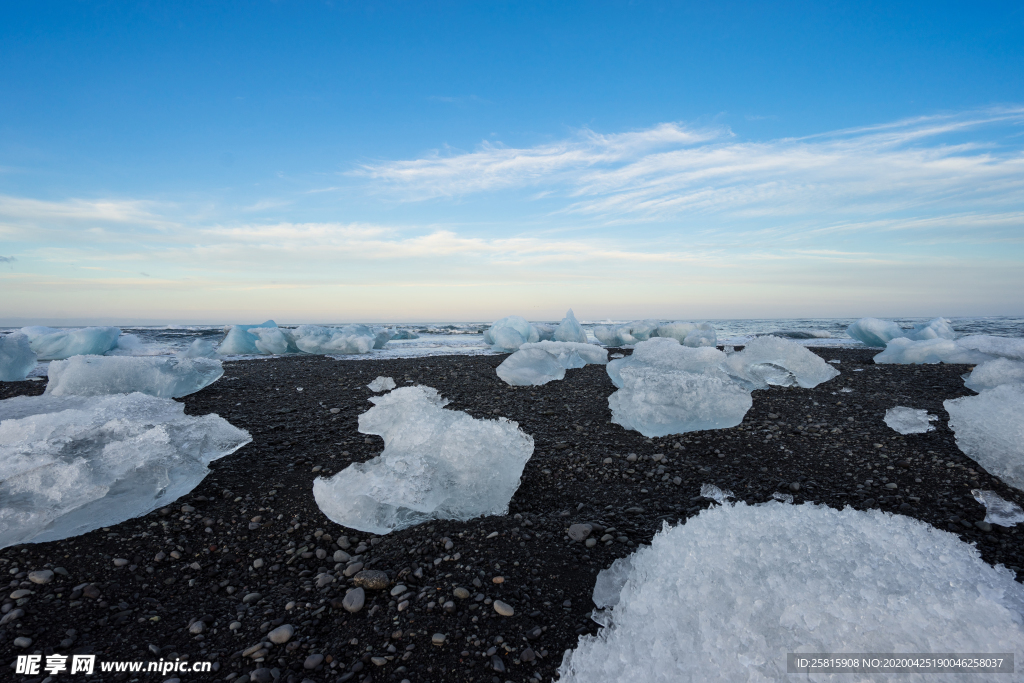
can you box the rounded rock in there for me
[303,654,324,670]
[250,668,273,683]
[352,570,389,590]
[13,636,32,648]
[453,587,471,600]
[788,482,801,492]
[493,600,514,616]
[113,558,129,567]
[431,633,446,646]
[27,570,54,585]
[567,523,593,541]
[188,621,205,635]
[390,584,407,597]
[342,587,365,613]
[268,624,294,644]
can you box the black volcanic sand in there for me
[2,347,1023,683]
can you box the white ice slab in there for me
[367,376,397,392]
[45,355,223,398]
[971,489,1024,527]
[964,359,1024,393]
[883,406,937,434]
[945,384,1024,490]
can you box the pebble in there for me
[520,647,536,663]
[113,558,129,567]
[342,563,364,577]
[371,656,387,666]
[976,520,993,532]
[343,587,365,613]
[333,550,351,563]
[268,624,294,644]
[242,592,262,604]
[492,575,505,584]
[304,654,324,670]
[567,523,592,541]
[82,584,101,599]
[885,482,898,489]
[27,569,53,585]
[13,636,32,648]
[188,620,205,635]
[453,587,471,600]
[252,558,264,569]
[431,633,446,645]
[493,600,514,616]
[585,538,597,548]
[352,570,389,590]
[789,482,801,492]
[390,584,408,597]
[250,668,273,683]
[10,589,31,599]
[315,573,334,588]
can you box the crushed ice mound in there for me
[971,490,1024,527]
[845,317,906,347]
[883,406,937,434]
[312,386,534,534]
[945,385,1024,490]
[554,309,589,343]
[0,393,251,548]
[44,356,223,398]
[965,359,1024,393]
[0,333,37,382]
[594,321,716,347]
[367,376,396,392]
[496,342,607,386]
[699,483,733,503]
[19,326,121,360]
[484,315,540,351]
[874,337,994,365]
[724,336,839,389]
[218,321,383,356]
[559,500,1024,683]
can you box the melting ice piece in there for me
[520,341,608,367]
[965,359,1024,392]
[845,317,906,347]
[883,406,937,435]
[554,309,588,343]
[956,335,1024,361]
[486,316,539,351]
[771,492,794,503]
[218,320,278,355]
[699,483,733,503]
[945,385,1024,490]
[0,333,37,382]
[44,356,224,398]
[533,324,556,342]
[19,326,121,360]
[312,386,535,534]
[561,501,1024,683]
[178,338,218,359]
[495,348,567,386]
[971,490,1024,527]
[367,376,397,392]
[724,336,839,389]
[908,317,956,340]
[293,325,376,355]
[607,338,730,388]
[874,337,993,365]
[0,393,251,548]
[592,556,633,610]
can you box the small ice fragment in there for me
[840,387,853,392]
[0,333,37,382]
[828,359,840,364]
[724,336,839,389]
[367,376,397,392]
[44,356,224,398]
[495,348,565,386]
[971,490,1024,527]
[0,393,251,548]
[312,386,534,534]
[700,484,733,503]
[883,407,937,435]
[945,385,1024,490]
[610,353,624,359]
[771,492,794,503]
[592,556,634,610]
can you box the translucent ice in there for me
[592,556,633,609]
[312,386,534,534]
[874,337,994,365]
[606,338,731,389]
[883,406,937,434]
[945,384,1024,490]
[218,321,380,356]
[0,333,37,382]
[971,489,1024,527]
[595,321,716,348]
[19,326,121,360]
[218,320,278,355]
[964,358,1024,393]
[367,376,397,392]
[486,316,539,351]
[179,338,218,359]
[0,393,251,548]
[561,500,1024,683]
[520,341,607,367]
[496,348,567,386]
[533,324,556,342]
[725,336,839,389]
[845,317,906,347]
[554,309,589,343]
[957,335,1024,361]
[44,356,223,398]
[681,325,717,348]
[594,325,635,347]
[908,317,956,340]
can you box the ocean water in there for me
[4,317,1022,374]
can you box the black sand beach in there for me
[2,347,1022,683]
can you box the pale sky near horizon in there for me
[2,2,1023,324]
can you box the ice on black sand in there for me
[945,385,1024,490]
[560,497,1024,682]
[313,386,534,534]
[367,376,397,392]
[496,341,607,386]
[883,406,937,434]
[18,325,122,360]
[44,355,224,398]
[0,333,37,382]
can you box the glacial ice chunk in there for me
[0,333,37,382]
[533,324,556,341]
[520,341,608,367]
[592,556,633,610]
[44,356,223,398]
[486,316,539,351]
[179,338,218,359]
[218,320,278,355]
[965,358,1024,393]
[554,309,588,343]
[724,336,839,389]
[874,337,994,365]
[957,335,1024,361]
[559,500,1024,683]
[19,326,121,360]
[388,329,420,340]
[496,349,567,386]
[908,317,956,340]
[367,376,397,392]
[883,406,937,434]
[0,393,251,548]
[971,490,1024,527]
[845,318,906,347]
[292,325,376,355]
[945,384,1024,490]
[681,325,717,348]
[594,325,635,347]
[312,386,535,534]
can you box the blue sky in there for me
[1,1,1022,323]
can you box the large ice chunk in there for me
[0,333,37,382]
[957,335,1024,361]
[945,384,1024,490]
[0,393,251,548]
[485,316,540,351]
[724,336,839,389]
[294,325,378,354]
[496,348,566,386]
[44,356,223,398]
[520,341,608,367]
[19,326,121,360]
[971,490,1024,527]
[964,358,1024,393]
[559,500,1024,683]
[218,320,278,355]
[554,309,588,343]
[874,337,994,365]
[845,317,906,347]
[312,386,534,534]
[367,376,397,392]
[883,406,937,434]
[908,317,956,340]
